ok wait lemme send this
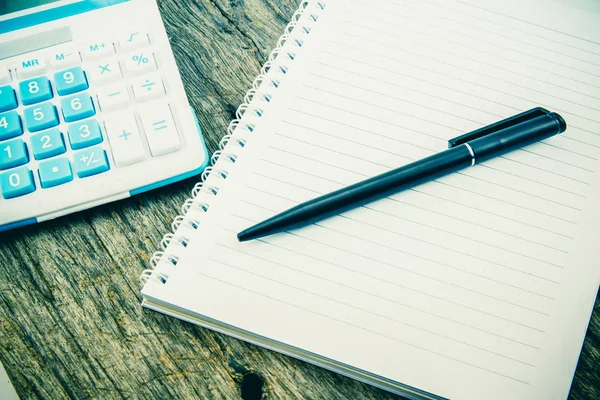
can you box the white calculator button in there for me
[81,41,114,61]
[97,83,130,112]
[139,103,181,156]
[104,112,145,167]
[122,51,156,75]
[131,72,165,102]
[119,32,150,52]
[0,67,11,84]
[86,58,121,85]
[48,47,80,69]
[15,56,47,79]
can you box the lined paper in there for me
[143,1,600,399]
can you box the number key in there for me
[19,76,52,105]
[23,102,59,132]
[54,66,88,96]
[0,166,35,199]
[0,111,22,140]
[0,85,17,112]
[61,92,95,122]
[68,119,103,150]
[0,138,28,170]
[31,128,66,160]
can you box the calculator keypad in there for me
[61,92,96,122]
[0,86,17,112]
[0,139,29,170]
[74,146,110,178]
[68,119,103,150]
[87,58,121,85]
[19,77,53,106]
[0,111,23,140]
[23,102,59,132]
[0,31,183,201]
[31,129,66,160]
[0,166,35,198]
[54,67,89,96]
[104,113,145,167]
[38,157,73,188]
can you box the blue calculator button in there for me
[68,119,103,150]
[23,102,59,132]
[0,166,35,199]
[54,67,88,96]
[61,93,95,122]
[0,86,18,112]
[38,158,73,188]
[31,129,66,160]
[0,139,29,170]
[19,77,53,106]
[0,111,23,140]
[74,146,109,178]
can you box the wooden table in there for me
[1,1,598,398]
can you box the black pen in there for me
[237,108,566,242]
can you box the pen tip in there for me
[237,229,251,242]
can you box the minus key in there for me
[96,83,130,112]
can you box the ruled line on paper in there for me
[351,0,600,59]
[317,53,523,112]
[257,156,578,237]
[274,127,583,219]
[294,90,595,176]
[297,84,595,182]
[540,141,597,161]
[306,66,598,162]
[233,207,554,316]
[226,232,544,347]
[245,179,569,266]
[338,5,600,91]
[345,0,600,76]
[325,33,600,122]
[239,192,565,277]
[410,0,600,63]
[323,36,600,138]
[289,96,594,197]
[287,107,439,151]
[197,265,532,385]
[302,78,488,126]
[450,0,600,49]
[520,148,596,170]
[316,48,600,147]
[229,212,551,330]
[266,139,584,223]
[237,194,561,289]
[309,68,508,119]
[213,241,539,365]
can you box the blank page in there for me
[143,1,600,399]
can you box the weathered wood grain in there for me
[0,1,598,399]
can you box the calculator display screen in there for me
[0,0,64,16]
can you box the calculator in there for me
[0,0,209,232]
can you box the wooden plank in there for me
[0,1,597,399]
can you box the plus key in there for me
[104,113,145,167]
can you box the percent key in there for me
[124,51,156,75]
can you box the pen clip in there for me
[447,107,551,148]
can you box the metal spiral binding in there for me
[140,0,327,286]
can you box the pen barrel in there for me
[468,112,566,163]
[282,145,474,229]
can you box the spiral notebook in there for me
[140,0,600,399]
